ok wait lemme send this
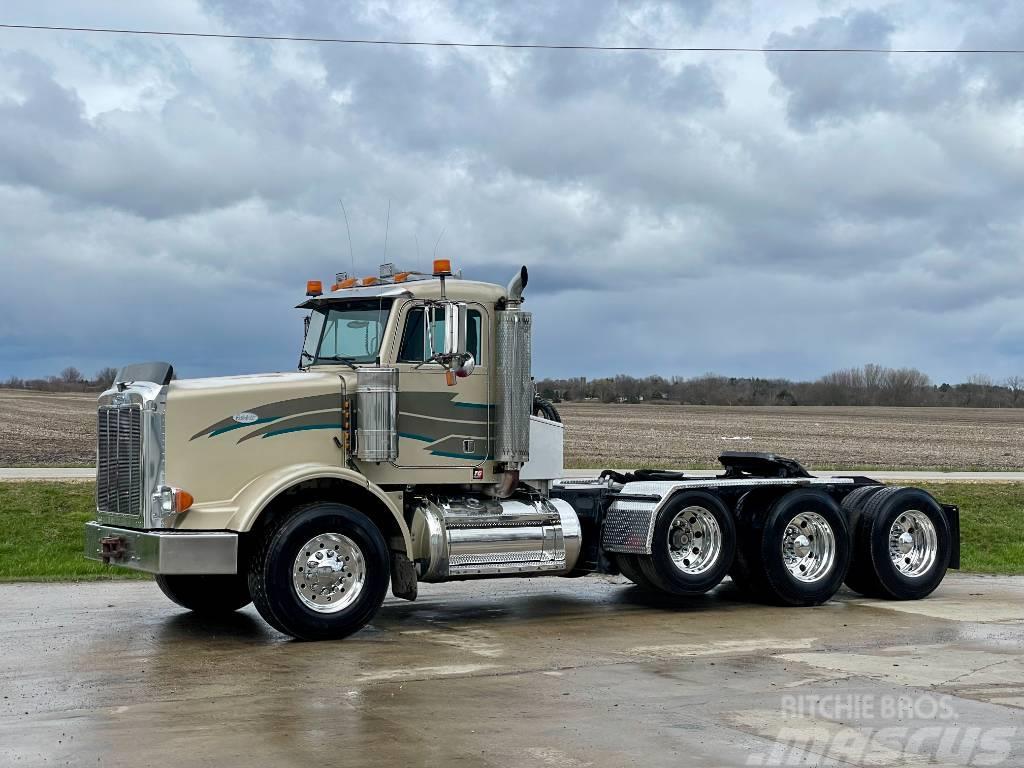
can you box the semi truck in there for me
[85,261,960,640]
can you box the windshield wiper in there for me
[313,355,359,370]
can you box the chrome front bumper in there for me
[84,522,238,575]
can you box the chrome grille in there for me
[96,405,144,520]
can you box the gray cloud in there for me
[0,0,1022,385]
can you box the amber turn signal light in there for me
[159,486,194,516]
[175,489,195,513]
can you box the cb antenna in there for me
[338,199,355,274]
[432,226,447,260]
[382,198,391,262]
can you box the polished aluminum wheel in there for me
[781,511,836,583]
[888,510,938,577]
[667,505,722,576]
[292,533,366,613]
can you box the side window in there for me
[399,307,482,363]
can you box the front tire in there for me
[248,501,390,641]
[155,573,252,615]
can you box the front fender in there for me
[226,463,412,556]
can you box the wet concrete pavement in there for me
[2,574,1023,767]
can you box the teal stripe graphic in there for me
[209,416,278,437]
[430,450,489,460]
[261,423,342,439]
[453,402,491,409]
[399,432,435,443]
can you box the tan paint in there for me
[308,279,506,487]
[160,276,512,554]
[165,370,347,505]
[226,463,413,554]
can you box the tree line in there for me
[537,364,1024,408]
[6,363,1024,408]
[2,367,119,393]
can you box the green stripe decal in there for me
[209,417,278,437]
[261,423,342,439]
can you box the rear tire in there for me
[155,573,252,615]
[614,553,659,590]
[847,486,951,600]
[740,489,850,606]
[637,491,736,595]
[533,397,562,423]
[840,485,888,595]
[248,501,390,641]
[728,490,772,597]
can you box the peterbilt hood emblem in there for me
[232,412,259,424]
[112,393,130,407]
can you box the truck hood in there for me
[163,370,350,505]
[170,371,352,442]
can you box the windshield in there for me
[302,299,393,365]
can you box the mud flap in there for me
[943,504,961,569]
[390,552,418,601]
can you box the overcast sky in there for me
[1,1,1022,384]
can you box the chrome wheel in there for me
[781,511,836,583]
[291,533,367,613]
[667,505,722,576]
[889,510,938,578]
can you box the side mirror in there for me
[442,302,468,358]
[423,301,471,385]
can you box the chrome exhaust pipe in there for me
[506,266,528,305]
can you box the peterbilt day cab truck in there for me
[86,261,960,640]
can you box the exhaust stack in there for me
[494,266,532,472]
[506,266,529,305]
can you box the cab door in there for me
[392,301,491,468]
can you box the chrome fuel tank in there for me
[413,496,581,581]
